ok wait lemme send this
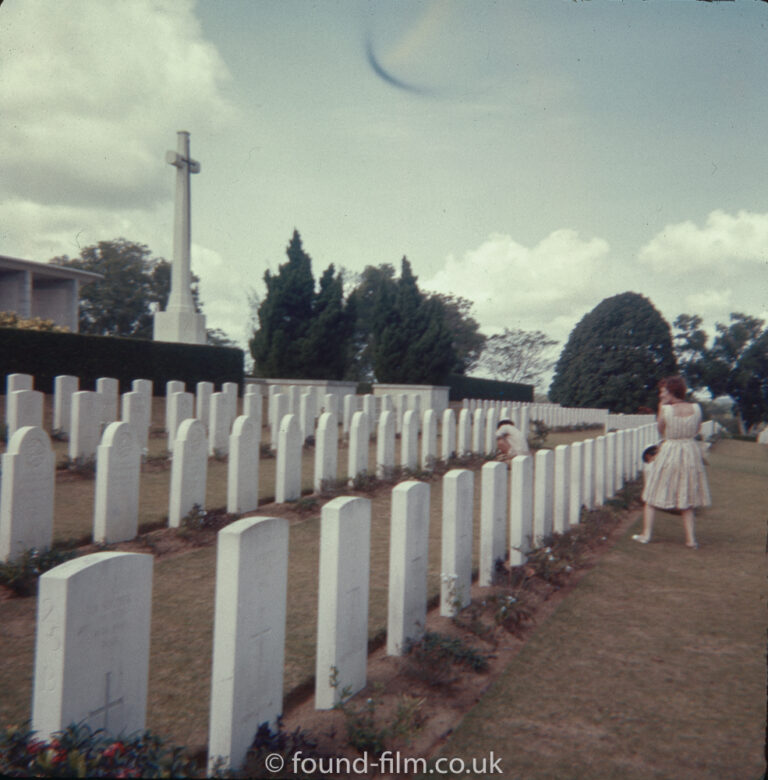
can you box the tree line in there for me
[35,235,768,428]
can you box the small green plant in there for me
[0,721,197,778]
[402,632,490,683]
[0,547,79,597]
[234,718,329,779]
[351,471,378,492]
[59,455,97,478]
[489,588,535,636]
[333,681,425,757]
[293,496,319,514]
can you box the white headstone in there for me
[6,372,33,395]
[31,552,153,740]
[594,435,606,506]
[362,394,376,432]
[227,416,260,515]
[472,408,485,454]
[348,410,370,483]
[509,454,533,566]
[209,392,230,456]
[375,409,395,480]
[300,392,316,442]
[440,469,474,617]
[553,444,571,535]
[208,516,289,771]
[582,437,595,510]
[6,389,43,439]
[480,461,507,587]
[758,427,768,445]
[53,375,79,435]
[96,377,119,427]
[69,391,101,463]
[342,394,357,435]
[387,481,430,655]
[323,393,339,419]
[243,389,263,434]
[196,381,214,430]
[165,381,186,432]
[421,408,438,471]
[93,422,141,544]
[315,496,371,709]
[167,391,194,452]
[441,408,456,462]
[534,449,554,543]
[485,406,500,456]
[315,412,338,492]
[605,432,616,500]
[222,382,239,427]
[168,418,208,527]
[121,391,150,453]
[0,426,55,562]
[401,409,418,472]
[270,392,288,450]
[275,414,301,503]
[569,441,584,527]
[457,408,471,456]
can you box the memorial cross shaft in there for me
[165,130,200,312]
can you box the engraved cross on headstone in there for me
[165,131,200,312]
[88,672,124,733]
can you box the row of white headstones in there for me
[26,415,656,772]
[4,379,658,770]
[0,371,653,561]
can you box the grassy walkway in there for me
[434,439,766,779]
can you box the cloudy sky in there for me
[1,0,766,384]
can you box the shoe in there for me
[632,534,650,544]
[685,542,699,550]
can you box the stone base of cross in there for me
[153,307,207,345]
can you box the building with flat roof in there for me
[0,255,102,333]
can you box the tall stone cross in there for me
[166,131,199,311]
[153,130,207,344]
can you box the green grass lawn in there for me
[433,438,767,779]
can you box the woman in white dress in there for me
[633,375,711,548]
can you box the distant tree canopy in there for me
[249,230,353,379]
[251,239,467,385]
[51,238,214,341]
[674,311,768,431]
[549,292,677,413]
[479,328,558,389]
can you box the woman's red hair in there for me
[661,375,687,400]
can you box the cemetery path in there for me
[430,439,767,780]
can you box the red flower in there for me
[26,739,46,755]
[52,749,67,764]
[103,741,125,760]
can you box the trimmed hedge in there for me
[0,328,244,394]
[446,373,534,403]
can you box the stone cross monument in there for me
[153,130,207,345]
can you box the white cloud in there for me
[192,244,252,348]
[0,0,234,210]
[422,229,612,343]
[638,210,768,274]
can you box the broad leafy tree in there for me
[549,292,677,412]
[729,330,768,430]
[672,313,709,391]
[51,239,188,339]
[479,328,557,388]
